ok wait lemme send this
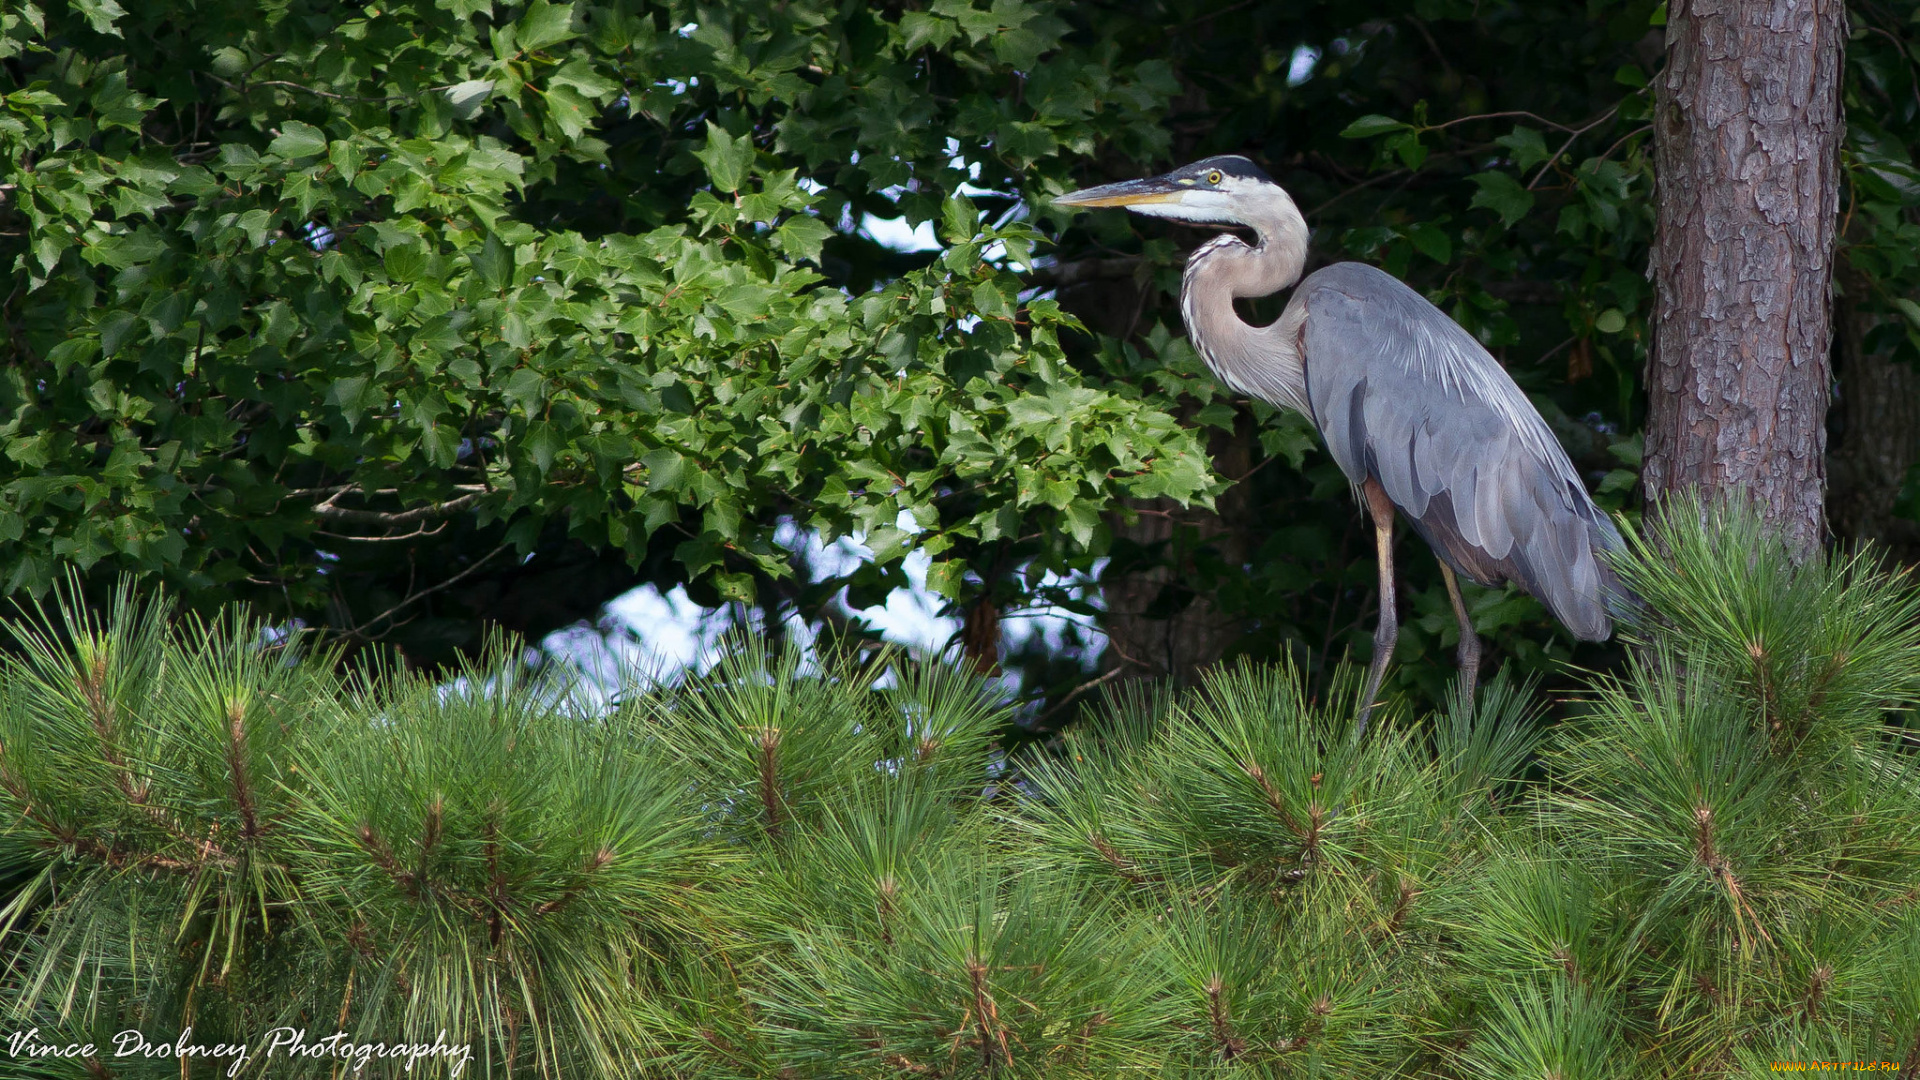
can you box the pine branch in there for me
[755,727,783,837]
[225,696,260,841]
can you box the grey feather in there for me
[1293,263,1622,641]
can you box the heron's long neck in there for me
[1179,204,1311,415]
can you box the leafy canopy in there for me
[0,0,1209,654]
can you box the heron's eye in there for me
[1206,170,1223,185]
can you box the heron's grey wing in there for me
[1296,263,1624,641]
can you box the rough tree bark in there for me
[1643,0,1845,558]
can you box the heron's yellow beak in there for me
[1052,176,1185,209]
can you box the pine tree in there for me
[3,503,1918,1076]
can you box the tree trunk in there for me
[1643,0,1844,558]
[1100,408,1257,684]
[1826,267,1920,555]
[1051,251,1262,685]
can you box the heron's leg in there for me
[1439,563,1480,708]
[1357,479,1398,737]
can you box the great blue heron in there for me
[1054,155,1623,729]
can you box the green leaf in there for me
[526,422,564,474]
[238,208,275,248]
[471,233,513,289]
[327,140,364,182]
[866,526,910,563]
[1407,222,1452,264]
[98,310,141,355]
[444,80,494,120]
[1339,114,1407,139]
[1608,434,1644,467]
[643,449,687,492]
[899,11,957,51]
[549,59,618,100]
[712,571,755,602]
[1594,308,1627,335]
[773,216,833,262]
[1893,297,1920,333]
[1597,468,1637,495]
[1494,126,1552,172]
[1468,171,1535,228]
[384,244,429,284]
[543,83,594,140]
[925,558,966,599]
[45,336,98,376]
[940,192,978,245]
[268,121,327,159]
[694,121,753,194]
[1385,131,1427,171]
[514,0,576,52]
[1061,502,1097,549]
[327,375,372,425]
[72,0,125,36]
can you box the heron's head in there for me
[1052,155,1293,229]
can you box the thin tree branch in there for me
[1307,167,1409,217]
[1032,664,1129,727]
[344,541,512,641]
[313,490,485,527]
[1021,257,1143,289]
[201,72,412,104]
[1527,104,1623,190]
[315,522,450,543]
[1425,110,1584,135]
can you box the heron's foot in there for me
[1356,636,1394,739]
[1440,564,1481,715]
[1454,634,1481,711]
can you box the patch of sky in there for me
[540,514,1106,708]
[858,148,1026,256]
[302,221,335,251]
[859,170,943,252]
[861,214,941,252]
[1286,43,1321,86]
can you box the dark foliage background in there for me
[5,0,1920,714]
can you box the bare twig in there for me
[1593,124,1654,168]
[1425,110,1585,135]
[1021,257,1143,289]
[1527,104,1624,191]
[312,490,485,527]
[315,521,450,543]
[1175,0,1258,31]
[1307,167,1410,217]
[1032,665,1129,727]
[343,541,512,641]
[202,72,411,104]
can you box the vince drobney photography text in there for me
[3,1027,475,1077]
